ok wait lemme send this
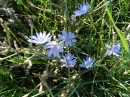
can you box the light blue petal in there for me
[29,36,37,39]
[58,47,64,52]
[72,39,77,42]
[58,34,64,40]
[107,51,112,55]
[46,50,52,57]
[79,64,86,68]
[53,47,59,57]
[113,53,119,57]
[62,30,67,37]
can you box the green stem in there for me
[44,81,54,97]
[0,53,18,61]
[67,63,71,88]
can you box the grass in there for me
[0,0,130,97]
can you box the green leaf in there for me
[0,68,10,75]
[14,0,23,4]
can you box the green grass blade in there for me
[105,4,129,53]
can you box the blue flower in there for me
[106,43,121,57]
[74,3,91,16]
[58,30,76,47]
[28,31,51,44]
[80,57,94,68]
[43,41,64,57]
[60,53,77,67]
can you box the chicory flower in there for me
[106,43,121,57]
[74,3,91,16]
[28,31,51,44]
[60,53,77,67]
[80,57,94,68]
[43,41,64,57]
[58,30,76,47]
